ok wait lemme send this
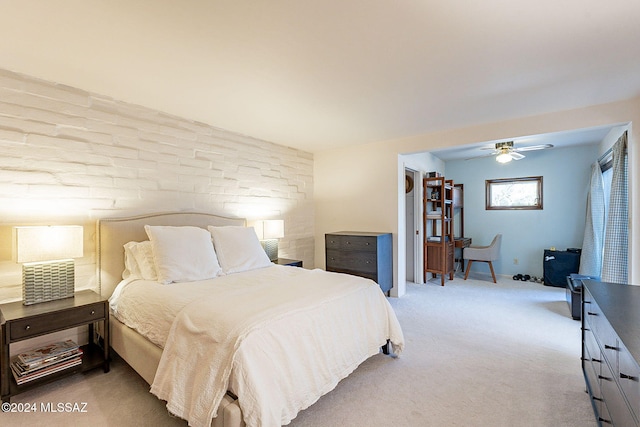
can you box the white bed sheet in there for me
[109,265,404,427]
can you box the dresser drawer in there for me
[325,235,378,252]
[601,361,638,427]
[584,353,602,401]
[583,287,596,326]
[584,329,603,374]
[585,299,620,366]
[619,343,640,420]
[326,249,377,274]
[9,302,105,341]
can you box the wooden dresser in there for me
[325,232,392,294]
[582,280,640,426]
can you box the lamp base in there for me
[23,259,75,305]
[260,239,279,262]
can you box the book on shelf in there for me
[10,339,83,385]
[427,235,450,242]
[427,209,443,219]
[17,339,80,369]
[11,357,82,385]
[12,348,83,375]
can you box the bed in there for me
[96,212,404,427]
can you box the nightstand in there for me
[0,289,109,403]
[276,258,303,267]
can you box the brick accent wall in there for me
[0,69,314,302]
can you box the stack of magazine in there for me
[11,339,83,385]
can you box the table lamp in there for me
[254,220,284,261]
[13,225,83,305]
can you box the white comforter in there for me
[110,265,404,427]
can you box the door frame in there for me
[405,168,424,284]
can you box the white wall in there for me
[315,97,640,295]
[0,68,315,302]
[445,144,599,278]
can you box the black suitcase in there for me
[543,249,581,287]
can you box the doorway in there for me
[405,168,422,284]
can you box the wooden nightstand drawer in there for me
[9,302,105,341]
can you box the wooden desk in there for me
[454,237,472,271]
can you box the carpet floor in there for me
[3,274,596,426]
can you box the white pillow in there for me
[123,241,157,281]
[208,226,272,274]
[144,225,222,284]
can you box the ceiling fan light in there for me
[496,152,513,163]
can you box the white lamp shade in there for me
[13,225,84,263]
[254,220,285,240]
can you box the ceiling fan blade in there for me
[464,152,497,160]
[513,144,554,152]
[511,152,525,160]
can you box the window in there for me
[485,176,543,210]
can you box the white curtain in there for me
[601,132,628,283]
[578,163,605,277]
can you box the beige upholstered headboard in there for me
[96,212,246,299]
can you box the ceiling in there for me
[1,1,639,153]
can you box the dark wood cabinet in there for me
[0,290,109,403]
[582,280,640,426]
[325,232,392,294]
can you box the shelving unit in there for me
[423,176,455,286]
[453,184,464,238]
[452,183,472,271]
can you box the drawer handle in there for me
[587,311,597,316]
[604,344,619,351]
[593,396,603,402]
[620,373,638,381]
[598,417,612,424]
[25,325,30,331]
[598,375,613,382]
[90,310,96,315]
[581,327,590,332]
[591,358,602,363]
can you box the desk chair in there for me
[463,234,502,283]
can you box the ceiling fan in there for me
[472,141,554,163]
